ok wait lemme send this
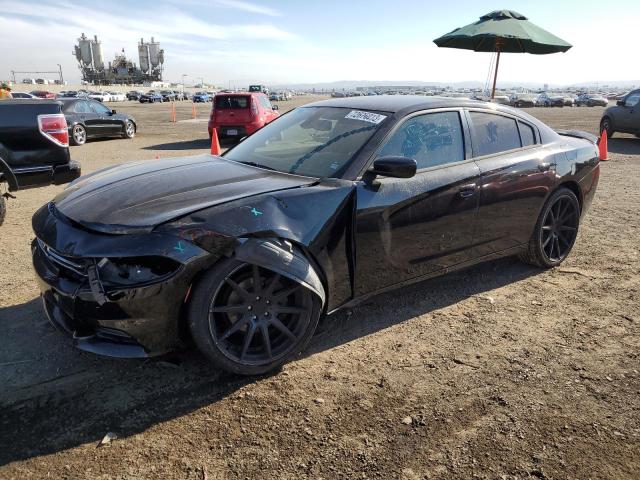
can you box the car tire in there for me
[519,187,580,269]
[188,258,322,375]
[0,195,6,227]
[123,120,135,139]
[600,117,614,138]
[70,124,87,146]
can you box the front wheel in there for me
[123,120,135,139]
[189,259,322,375]
[71,124,86,146]
[520,188,580,268]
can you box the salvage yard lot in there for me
[1,98,639,479]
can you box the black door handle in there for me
[459,184,477,198]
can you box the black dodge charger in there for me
[32,96,600,375]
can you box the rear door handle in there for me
[459,184,477,198]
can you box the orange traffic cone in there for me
[155,152,160,160]
[599,131,609,161]
[211,128,220,155]
[210,128,221,155]
[191,103,197,120]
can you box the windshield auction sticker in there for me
[345,110,387,124]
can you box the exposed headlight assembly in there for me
[96,256,181,287]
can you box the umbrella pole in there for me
[491,50,501,99]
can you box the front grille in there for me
[38,238,88,277]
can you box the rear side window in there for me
[74,101,92,114]
[258,95,272,110]
[378,111,465,169]
[90,101,111,115]
[518,122,536,147]
[469,112,520,157]
[215,96,249,109]
[625,93,640,107]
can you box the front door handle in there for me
[538,162,553,172]
[459,184,477,198]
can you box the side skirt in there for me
[328,244,525,314]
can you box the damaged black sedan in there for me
[32,96,600,375]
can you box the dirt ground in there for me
[0,98,638,480]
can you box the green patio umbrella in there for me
[433,10,572,98]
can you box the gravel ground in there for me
[0,99,638,479]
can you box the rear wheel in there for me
[519,188,580,268]
[0,195,6,226]
[123,120,135,139]
[600,117,614,138]
[71,124,86,145]
[189,259,322,375]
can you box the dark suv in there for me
[600,89,640,138]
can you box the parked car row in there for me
[269,91,292,101]
[507,92,610,109]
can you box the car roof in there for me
[303,94,537,116]
[215,92,261,96]
[304,95,494,114]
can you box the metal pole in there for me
[491,39,504,100]
[57,64,63,84]
[491,50,501,99]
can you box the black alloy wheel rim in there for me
[540,196,579,263]
[208,264,313,366]
[601,118,610,135]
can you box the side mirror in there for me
[617,100,625,106]
[367,156,417,179]
[272,105,279,111]
[111,109,116,114]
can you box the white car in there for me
[107,91,126,102]
[10,92,39,99]
[88,91,111,102]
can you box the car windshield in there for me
[224,106,388,178]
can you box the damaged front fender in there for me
[235,238,326,307]
[158,178,357,311]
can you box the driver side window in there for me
[377,111,465,169]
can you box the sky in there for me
[1,0,639,87]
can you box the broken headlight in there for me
[97,256,181,287]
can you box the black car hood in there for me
[53,155,316,234]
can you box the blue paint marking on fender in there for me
[174,241,185,253]
[250,207,263,217]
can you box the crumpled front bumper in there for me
[30,204,220,357]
